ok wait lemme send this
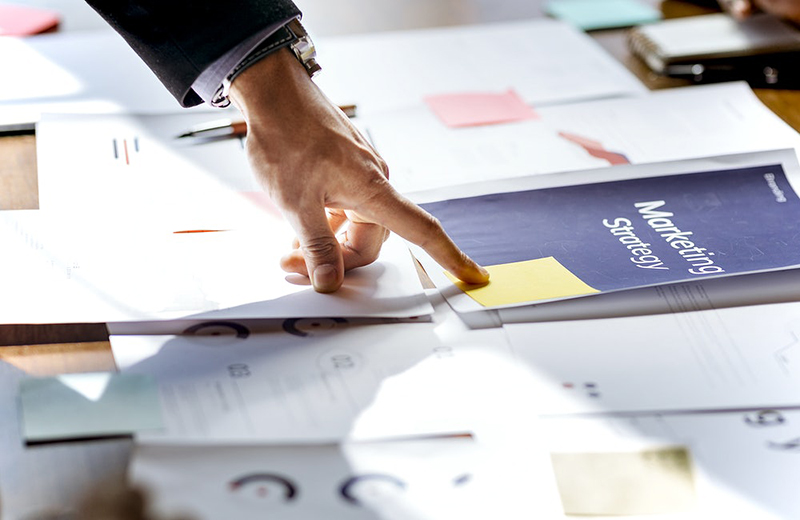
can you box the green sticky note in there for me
[545,0,662,31]
[19,372,163,442]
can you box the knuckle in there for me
[355,177,395,214]
[357,241,383,264]
[377,156,390,180]
[417,214,444,248]
[301,237,340,259]
[369,173,392,194]
[345,244,381,270]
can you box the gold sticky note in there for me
[550,447,696,516]
[445,257,599,307]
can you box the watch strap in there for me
[211,19,320,108]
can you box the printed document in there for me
[0,211,431,323]
[364,82,800,194]
[314,18,646,115]
[109,293,517,443]
[410,150,800,312]
[504,300,800,415]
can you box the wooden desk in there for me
[1,0,799,515]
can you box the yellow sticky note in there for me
[550,447,696,516]
[445,257,599,307]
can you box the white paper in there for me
[498,268,800,323]
[409,149,800,314]
[0,210,432,323]
[504,300,800,415]
[109,292,517,443]
[0,31,213,129]
[1,19,644,130]
[35,111,251,219]
[541,410,800,518]
[314,19,646,116]
[129,407,800,519]
[364,82,800,194]
[31,113,425,325]
[130,436,561,520]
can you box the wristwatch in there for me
[211,19,321,108]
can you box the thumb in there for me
[292,210,345,293]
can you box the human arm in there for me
[718,0,800,23]
[85,0,301,106]
[85,1,489,292]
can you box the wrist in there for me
[211,19,319,108]
[229,47,320,131]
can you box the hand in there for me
[718,0,757,18]
[229,48,489,293]
[719,0,800,22]
[752,0,800,21]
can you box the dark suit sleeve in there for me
[86,1,302,107]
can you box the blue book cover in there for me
[420,162,800,306]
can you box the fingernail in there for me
[478,266,490,279]
[731,0,749,16]
[312,264,339,292]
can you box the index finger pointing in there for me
[355,190,489,285]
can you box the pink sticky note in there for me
[0,5,60,36]
[423,89,538,128]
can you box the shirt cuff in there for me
[191,16,298,105]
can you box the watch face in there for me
[288,20,321,77]
[215,23,311,107]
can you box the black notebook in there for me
[628,13,800,86]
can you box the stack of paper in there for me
[130,436,562,520]
[8,18,654,326]
[313,18,647,115]
[364,82,800,193]
[0,211,431,324]
[410,149,800,312]
[11,15,800,520]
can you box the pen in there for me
[173,229,229,234]
[0,122,36,136]
[176,119,247,139]
[176,104,357,139]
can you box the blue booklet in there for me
[417,151,800,308]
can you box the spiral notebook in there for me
[628,13,800,76]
